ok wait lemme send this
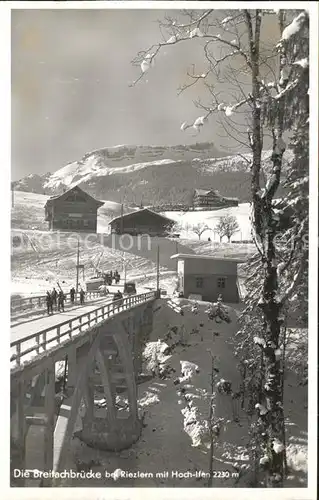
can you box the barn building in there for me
[44,186,104,232]
[193,189,239,209]
[109,208,175,236]
[171,253,243,303]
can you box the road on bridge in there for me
[10,296,115,345]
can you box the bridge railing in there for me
[10,291,101,316]
[10,291,157,368]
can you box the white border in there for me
[1,2,318,499]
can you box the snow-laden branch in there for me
[218,95,253,117]
[203,33,251,67]
[130,19,252,86]
[274,78,300,100]
[277,219,307,278]
[293,58,309,69]
[168,10,214,29]
[177,67,212,96]
[277,259,306,304]
[280,11,308,42]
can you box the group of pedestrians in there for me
[45,287,66,315]
[70,286,85,305]
[103,269,121,286]
[45,286,86,315]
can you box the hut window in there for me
[217,277,226,289]
[196,277,204,288]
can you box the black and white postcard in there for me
[1,2,318,499]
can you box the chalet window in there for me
[83,220,89,227]
[217,277,226,289]
[196,277,204,288]
[65,193,86,203]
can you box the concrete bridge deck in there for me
[11,296,114,345]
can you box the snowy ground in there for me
[11,227,166,296]
[65,297,307,488]
[11,191,255,296]
[11,191,307,489]
[164,203,252,241]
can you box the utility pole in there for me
[156,244,160,292]
[175,240,179,274]
[120,203,124,234]
[122,254,127,286]
[75,238,80,296]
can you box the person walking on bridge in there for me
[80,288,85,305]
[70,287,75,304]
[51,287,58,310]
[58,290,65,312]
[46,291,53,315]
[115,270,120,284]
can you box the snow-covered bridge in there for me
[10,291,158,487]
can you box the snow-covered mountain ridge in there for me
[13,143,292,205]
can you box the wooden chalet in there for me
[109,208,175,236]
[44,185,104,232]
[193,189,239,209]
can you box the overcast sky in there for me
[11,9,278,180]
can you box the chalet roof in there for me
[221,196,239,202]
[109,208,175,226]
[194,188,239,202]
[170,253,245,263]
[194,188,219,196]
[45,185,104,208]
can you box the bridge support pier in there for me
[75,323,143,452]
[66,347,77,393]
[11,378,27,486]
[42,361,55,486]
[82,363,95,433]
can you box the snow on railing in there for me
[10,291,157,369]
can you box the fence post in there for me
[69,321,72,339]
[57,326,61,344]
[36,334,40,355]
[43,331,47,351]
[79,316,82,332]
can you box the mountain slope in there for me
[13,143,292,205]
